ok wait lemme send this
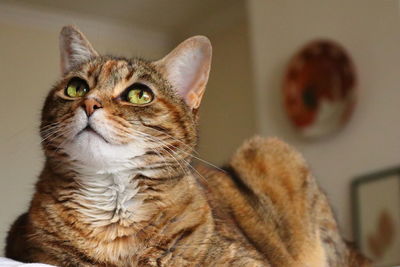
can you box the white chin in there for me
[63,131,145,173]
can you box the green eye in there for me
[65,78,89,98]
[127,86,154,105]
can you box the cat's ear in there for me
[154,36,212,109]
[59,25,98,74]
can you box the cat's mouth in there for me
[77,125,109,143]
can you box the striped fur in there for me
[5,26,370,266]
[198,137,371,266]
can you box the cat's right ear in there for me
[59,25,98,75]
[154,36,212,110]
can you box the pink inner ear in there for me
[183,63,210,109]
[155,36,212,109]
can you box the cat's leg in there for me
[6,212,94,267]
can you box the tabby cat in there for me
[5,25,370,266]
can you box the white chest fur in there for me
[75,171,150,226]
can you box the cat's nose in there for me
[82,98,102,117]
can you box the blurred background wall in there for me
[0,0,399,255]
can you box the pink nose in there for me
[82,98,102,117]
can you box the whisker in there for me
[132,131,209,184]
[41,128,65,144]
[54,127,76,153]
[130,126,225,173]
[128,121,198,155]
[135,132,190,177]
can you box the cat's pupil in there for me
[80,86,88,94]
[138,90,144,98]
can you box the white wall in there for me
[0,3,170,254]
[247,0,400,239]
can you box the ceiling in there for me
[4,0,243,33]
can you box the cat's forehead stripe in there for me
[102,60,119,78]
[86,63,97,78]
[99,60,120,86]
[91,59,123,91]
[125,68,135,81]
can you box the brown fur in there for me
[5,26,370,266]
[198,137,371,266]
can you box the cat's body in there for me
[6,160,264,266]
[5,26,369,266]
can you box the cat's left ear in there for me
[154,36,212,110]
[59,25,99,75]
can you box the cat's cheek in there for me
[69,107,89,138]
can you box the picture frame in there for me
[352,166,400,267]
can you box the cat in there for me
[5,25,370,266]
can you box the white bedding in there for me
[0,258,54,267]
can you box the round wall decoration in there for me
[283,40,356,138]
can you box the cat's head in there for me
[41,25,212,174]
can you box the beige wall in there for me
[196,20,256,165]
[0,4,170,254]
[247,0,400,239]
